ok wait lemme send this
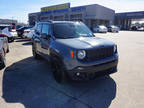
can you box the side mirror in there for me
[41,33,51,39]
[35,30,40,35]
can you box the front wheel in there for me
[51,57,66,83]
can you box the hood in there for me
[55,37,115,49]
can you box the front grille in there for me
[84,46,114,62]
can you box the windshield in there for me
[111,25,116,28]
[53,22,94,39]
[26,27,32,29]
[99,25,106,28]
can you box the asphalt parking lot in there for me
[0,31,144,108]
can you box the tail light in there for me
[8,26,11,32]
[25,31,30,33]
[0,34,8,37]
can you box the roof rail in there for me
[38,20,53,23]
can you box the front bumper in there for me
[109,28,119,32]
[99,29,107,33]
[67,59,118,80]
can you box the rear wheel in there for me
[0,50,6,69]
[51,57,66,83]
[8,37,14,43]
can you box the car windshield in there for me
[26,27,32,29]
[53,22,94,39]
[99,25,106,28]
[111,25,116,28]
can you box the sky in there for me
[0,0,144,23]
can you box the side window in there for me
[36,24,42,34]
[41,24,49,35]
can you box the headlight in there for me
[77,50,86,59]
[114,45,117,53]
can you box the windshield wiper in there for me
[57,36,75,39]
[80,35,94,37]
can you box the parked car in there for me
[0,34,9,69]
[16,25,23,30]
[107,25,119,32]
[22,27,35,39]
[32,21,118,83]
[27,27,35,40]
[16,26,32,38]
[0,24,16,42]
[131,26,138,31]
[93,25,108,33]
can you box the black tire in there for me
[6,48,9,53]
[0,50,6,70]
[32,44,41,59]
[51,57,66,83]
[8,37,14,43]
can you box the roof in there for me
[0,24,10,26]
[38,21,82,24]
[115,11,144,19]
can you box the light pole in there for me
[12,16,14,24]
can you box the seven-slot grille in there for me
[84,46,114,62]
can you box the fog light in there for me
[76,72,80,76]
[78,67,84,70]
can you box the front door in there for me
[40,23,51,60]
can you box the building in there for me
[28,3,115,29]
[115,11,144,30]
[0,19,17,25]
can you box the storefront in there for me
[28,3,115,29]
[115,11,144,30]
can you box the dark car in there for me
[16,26,32,37]
[0,34,9,69]
[16,25,23,30]
[32,21,118,83]
[131,26,138,31]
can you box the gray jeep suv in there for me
[32,21,118,83]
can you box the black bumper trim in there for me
[67,60,118,80]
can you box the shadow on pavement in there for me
[2,57,117,108]
[22,42,32,46]
[15,39,30,42]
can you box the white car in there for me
[107,25,119,32]
[0,24,17,42]
[93,25,108,33]
[22,27,34,39]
